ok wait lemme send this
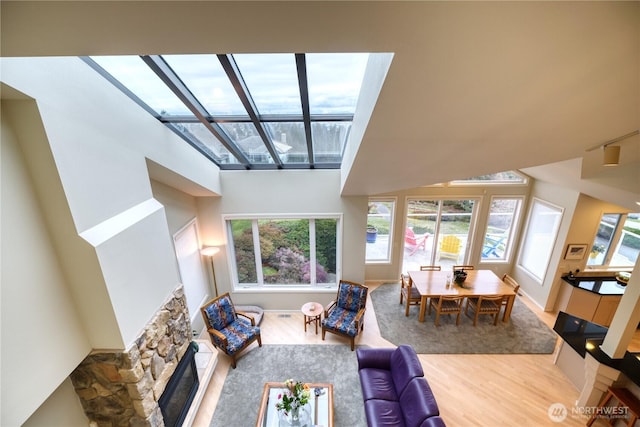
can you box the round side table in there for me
[301,302,323,334]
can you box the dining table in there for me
[407,269,517,323]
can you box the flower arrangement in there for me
[275,379,310,416]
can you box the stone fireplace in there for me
[70,286,193,427]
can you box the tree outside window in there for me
[227,216,339,287]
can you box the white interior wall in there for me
[0,57,220,347]
[0,57,225,425]
[22,379,88,427]
[196,169,367,310]
[1,102,90,426]
[511,180,580,309]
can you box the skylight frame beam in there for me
[295,54,315,168]
[159,114,353,124]
[217,54,284,169]
[141,55,252,169]
[80,57,162,120]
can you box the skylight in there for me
[84,53,370,170]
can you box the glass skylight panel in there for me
[233,54,302,115]
[175,123,238,164]
[219,122,275,164]
[90,56,191,116]
[86,52,380,169]
[264,122,309,163]
[311,122,351,163]
[306,53,368,115]
[162,54,248,117]
[451,171,528,185]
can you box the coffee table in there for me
[255,382,333,427]
[301,302,323,334]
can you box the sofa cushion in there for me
[204,295,237,330]
[364,399,406,427]
[323,307,360,336]
[359,368,398,401]
[399,378,440,427]
[390,345,425,396]
[337,280,368,311]
[217,319,260,355]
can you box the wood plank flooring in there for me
[190,283,619,426]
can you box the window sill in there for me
[233,285,338,294]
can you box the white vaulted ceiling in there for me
[2,1,639,208]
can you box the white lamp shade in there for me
[201,246,220,257]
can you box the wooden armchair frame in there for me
[200,292,262,368]
[322,280,368,350]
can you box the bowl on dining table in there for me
[453,271,467,284]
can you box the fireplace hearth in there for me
[70,286,193,427]
[158,341,199,427]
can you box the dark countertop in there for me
[561,275,626,296]
[554,311,640,387]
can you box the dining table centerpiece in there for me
[453,270,468,285]
[275,379,311,424]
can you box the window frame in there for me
[586,212,639,270]
[402,197,481,270]
[224,213,342,291]
[517,198,564,283]
[479,196,524,264]
[448,171,529,186]
[365,197,397,264]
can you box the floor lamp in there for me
[201,246,221,298]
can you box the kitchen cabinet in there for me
[556,276,624,327]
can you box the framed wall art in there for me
[564,244,588,260]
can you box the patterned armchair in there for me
[321,280,368,351]
[200,293,262,368]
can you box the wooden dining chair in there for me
[453,265,474,271]
[420,265,441,271]
[502,274,520,293]
[399,273,410,304]
[465,295,503,326]
[400,274,422,316]
[501,273,520,313]
[428,295,465,326]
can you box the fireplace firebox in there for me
[158,341,200,427]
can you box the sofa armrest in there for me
[356,347,394,370]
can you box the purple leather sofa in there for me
[356,345,446,427]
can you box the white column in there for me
[601,262,640,359]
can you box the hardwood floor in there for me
[191,283,591,426]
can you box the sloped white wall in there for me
[196,169,367,310]
[1,102,90,426]
[0,57,223,425]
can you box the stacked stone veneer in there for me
[70,286,192,427]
